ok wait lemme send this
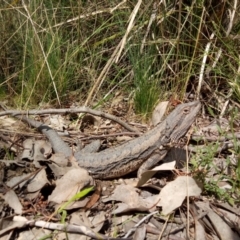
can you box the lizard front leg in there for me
[137,148,168,178]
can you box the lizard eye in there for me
[183,107,190,114]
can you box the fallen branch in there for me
[0,217,131,240]
[32,220,129,240]
[0,107,140,133]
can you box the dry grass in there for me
[0,0,240,115]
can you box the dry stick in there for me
[0,107,139,133]
[185,131,193,239]
[195,8,211,100]
[158,214,170,240]
[219,0,237,117]
[201,1,237,114]
[161,211,208,238]
[10,167,45,190]
[10,218,131,240]
[140,1,158,53]
[226,0,237,36]
[10,109,141,158]
[124,211,159,238]
[115,0,142,63]
[39,0,127,32]
[197,32,215,99]
[0,160,26,166]
[197,34,224,108]
[0,129,140,141]
[0,129,46,138]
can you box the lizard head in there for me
[167,101,201,141]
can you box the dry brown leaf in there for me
[195,218,206,240]
[89,211,106,232]
[66,211,105,240]
[0,216,27,236]
[136,161,176,187]
[27,168,49,192]
[6,173,32,188]
[67,213,90,240]
[6,169,49,200]
[47,153,77,177]
[84,185,101,211]
[151,101,169,126]
[21,139,52,168]
[2,190,22,214]
[0,116,25,130]
[195,202,239,240]
[19,227,51,240]
[48,115,66,131]
[133,225,146,240]
[116,136,133,142]
[157,176,202,215]
[102,184,160,214]
[217,207,240,226]
[48,168,92,204]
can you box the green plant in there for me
[3,147,15,160]
[128,46,161,118]
[57,186,94,223]
[204,179,235,205]
[191,137,240,205]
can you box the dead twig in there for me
[124,211,159,238]
[2,217,132,240]
[161,211,208,237]
[32,220,131,240]
[0,107,140,133]
[39,1,128,32]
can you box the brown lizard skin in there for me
[15,101,201,179]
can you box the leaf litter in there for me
[0,99,240,240]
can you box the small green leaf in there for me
[58,186,94,213]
